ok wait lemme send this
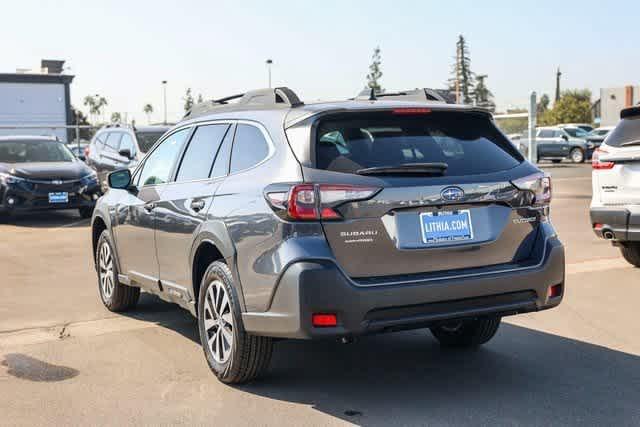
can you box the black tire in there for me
[95,230,140,311]
[620,243,640,267]
[79,206,94,219]
[569,147,585,163]
[430,317,501,348]
[551,159,562,164]
[198,261,273,384]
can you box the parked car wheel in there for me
[96,230,140,311]
[198,261,273,384]
[620,243,640,267]
[570,147,585,163]
[430,317,501,347]
[79,206,94,219]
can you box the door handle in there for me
[190,199,206,212]
[143,202,156,212]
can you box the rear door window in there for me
[176,124,230,182]
[315,111,522,176]
[210,124,235,178]
[105,132,122,150]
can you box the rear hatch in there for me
[593,109,640,206]
[301,109,546,280]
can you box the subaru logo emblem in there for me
[441,186,464,201]
[52,180,62,185]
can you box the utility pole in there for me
[555,68,561,102]
[162,80,167,125]
[265,59,273,88]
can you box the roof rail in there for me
[355,88,451,103]
[184,87,303,119]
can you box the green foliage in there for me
[71,106,92,140]
[183,88,194,112]
[539,89,592,126]
[83,95,108,121]
[197,93,204,104]
[110,112,122,123]
[473,75,495,112]
[143,103,153,124]
[448,35,475,104]
[366,46,383,93]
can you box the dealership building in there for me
[595,85,640,126]
[0,60,75,142]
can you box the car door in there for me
[154,123,232,301]
[536,129,554,157]
[554,130,572,157]
[100,132,123,171]
[113,128,191,290]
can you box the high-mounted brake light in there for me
[392,108,432,115]
[266,184,380,221]
[592,148,615,170]
[512,172,552,206]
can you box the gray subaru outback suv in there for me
[91,87,565,383]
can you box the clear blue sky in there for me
[2,0,638,122]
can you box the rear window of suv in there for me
[604,116,640,147]
[315,111,522,176]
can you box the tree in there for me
[83,95,107,123]
[473,74,495,112]
[143,104,153,124]
[197,93,204,104]
[183,88,194,112]
[541,89,592,126]
[366,46,383,93]
[110,112,122,124]
[70,106,92,141]
[448,35,475,104]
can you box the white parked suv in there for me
[591,106,640,266]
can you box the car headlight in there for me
[80,171,99,185]
[0,172,27,185]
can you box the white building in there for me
[598,85,640,127]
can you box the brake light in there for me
[592,148,615,170]
[266,184,380,221]
[512,172,552,206]
[392,108,432,115]
[84,145,90,158]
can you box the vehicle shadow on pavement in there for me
[241,324,640,426]
[118,296,640,425]
[1,211,89,228]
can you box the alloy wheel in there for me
[203,280,234,363]
[98,242,114,299]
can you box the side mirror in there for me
[108,169,132,190]
[118,148,133,159]
[561,135,569,141]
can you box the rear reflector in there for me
[548,284,562,298]
[593,223,603,231]
[312,313,337,327]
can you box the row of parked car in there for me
[511,123,613,163]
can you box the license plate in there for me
[48,192,69,204]
[420,210,473,244]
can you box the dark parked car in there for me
[0,136,100,218]
[67,142,89,161]
[520,126,594,163]
[91,88,565,383]
[86,124,170,190]
[585,126,614,149]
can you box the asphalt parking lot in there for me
[1,163,639,426]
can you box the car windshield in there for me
[0,140,76,163]
[135,131,166,153]
[316,111,522,176]
[563,127,589,138]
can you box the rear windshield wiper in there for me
[621,140,640,147]
[356,162,448,176]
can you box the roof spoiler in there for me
[621,106,640,119]
[354,88,450,103]
[184,87,303,119]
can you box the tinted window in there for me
[605,116,640,147]
[315,111,521,176]
[105,132,122,150]
[0,140,76,163]
[230,124,270,173]
[93,132,107,148]
[176,124,230,182]
[119,134,135,154]
[210,125,234,178]
[564,127,588,138]
[538,129,554,138]
[138,128,190,186]
[136,131,166,153]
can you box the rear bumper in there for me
[590,207,640,241]
[242,233,565,339]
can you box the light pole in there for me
[161,80,167,125]
[265,59,273,88]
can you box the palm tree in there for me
[143,104,154,124]
[83,95,108,123]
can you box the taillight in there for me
[84,146,90,158]
[512,172,552,206]
[592,148,615,170]
[266,184,380,221]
